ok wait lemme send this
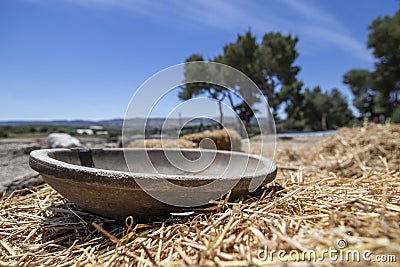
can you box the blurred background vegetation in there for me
[0,125,120,139]
[180,8,400,132]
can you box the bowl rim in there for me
[29,148,276,185]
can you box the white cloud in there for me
[27,0,372,63]
[280,0,372,63]
[281,0,344,29]
[298,24,372,63]
[165,0,280,33]
[58,0,166,16]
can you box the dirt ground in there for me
[0,136,115,193]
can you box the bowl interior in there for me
[48,149,267,177]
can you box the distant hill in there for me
[0,119,124,127]
[0,117,237,129]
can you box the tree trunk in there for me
[218,100,223,129]
[321,113,327,131]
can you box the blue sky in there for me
[0,0,398,120]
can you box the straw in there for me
[0,123,399,266]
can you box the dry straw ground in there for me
[0,124,399,266]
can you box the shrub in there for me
[391,105,400,123]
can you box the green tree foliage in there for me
[258,33,301,114]
[179,54,227,127]
[301,87,352,131]
[0,129,8,138]
[343,69,375,118]
[329,89,354,128]
[344,9,400,120]
[279,80,305,130]
[368,9,400,117]
[392,105,400,123]
[179,30,301,128]
[181,30,354,131]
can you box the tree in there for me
[392,105,400,123]
[279,80,305,130]
[179,30,301,128]
[344,9,400,120]
[179,54,227,127]
[257,33,301,115]
[368,9,400,117]
[215,30,262,128]
[329,88,353,128]
[217,31,301,117]
[343,69,375,118]
[302,87,352,131]
[302,87,330,130]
